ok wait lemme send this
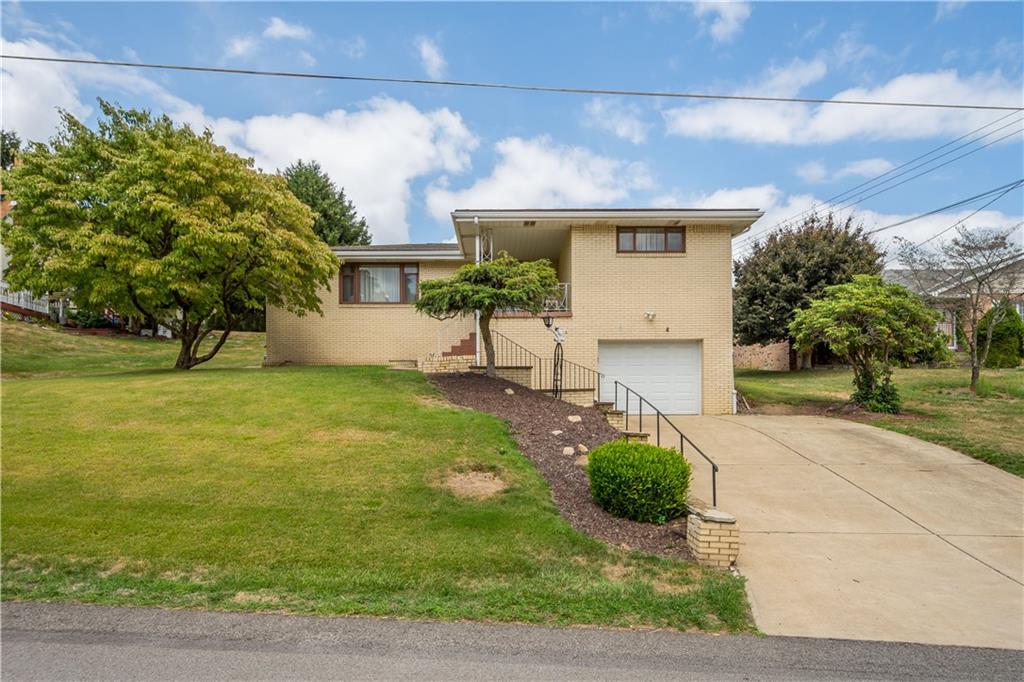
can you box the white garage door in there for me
[598,341,702,415]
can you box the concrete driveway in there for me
[667,415,1024,649]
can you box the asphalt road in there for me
[2,602,1021,681]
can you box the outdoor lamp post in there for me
[541,313,564,399]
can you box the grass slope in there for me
[1,319,750,631]
[736,367,1024,477]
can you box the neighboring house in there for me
[884,254,1024,350]
[0,187,51,319]
[267,208,763,415]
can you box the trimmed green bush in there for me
[588,440,691,524]
[981,304,1024,369]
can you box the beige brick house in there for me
[266,208,763,415]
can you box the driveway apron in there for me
[666,415,1024,649]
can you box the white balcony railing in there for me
[0,283,50,314]
[543,283,571,312]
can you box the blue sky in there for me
[2,1,1022,253]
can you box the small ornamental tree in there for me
[789,275,940,413]
[414,253,558,377]
[2,101,338,369]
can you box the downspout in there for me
[474,217,481,366]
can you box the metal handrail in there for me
[490,330,604,400]
[613,380,719,507]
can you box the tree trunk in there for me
[479,312,496,378]
[970,363,980,393]
[173,318,234,370]
[174,323,198,370]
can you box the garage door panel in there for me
[598,341,701,415]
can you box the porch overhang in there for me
[449,208,764,257]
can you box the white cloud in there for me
[796,161,829,184]
[123,46,141,63]
[801,18,827,43]
[692,2,752,43]
[0,37,478,244]
[795,158,895,184]
[223,36,258,60]
[415,36,446,79]
[664,65,1023,145]
[340,35,367,60]
[935,1,967,21]
[1,37,207,142]
[263,17,312,41]
[705,183,1023,259]
[215,99,479,243]
[297,49,316,67]
[836,158,895,179]
[583,98,652,144]
[833,31,879,66]
[425,136,653,221]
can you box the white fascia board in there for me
[332,249,467,262]
[450,209,764,236]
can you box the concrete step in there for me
[593,401,615,412]
[620,431,650,444]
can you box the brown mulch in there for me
[429,373,692,559]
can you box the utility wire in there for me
[882,184,1024,267]
[865,179,1024,236]
[733,111,1023,250]
[4,53,1024,111]
[733,180,1024,262]
[733,124,1024,258]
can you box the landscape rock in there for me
[562,446,576,456]
[576,444,589,454]
[575,454,589,468]
[567,415,582,423]
[504,388,515,395]
[551,430,563,436]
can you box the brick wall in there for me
[265,261,462,365]
[492,224,737,415]
[734,340,790,371]
[267,223,737,414]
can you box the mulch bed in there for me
[429,373,692,559]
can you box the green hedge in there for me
[982,304,1024,368]
[588,440,691,524]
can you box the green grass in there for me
[736,366,1024,477]
[1,318,750,632]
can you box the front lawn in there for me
[735,367,1024,477]
[1,319,750,631]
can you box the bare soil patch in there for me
[429,373,692,559]
[445,470,507,499]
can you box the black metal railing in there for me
[614,380,720,507]
[489,330,604,399]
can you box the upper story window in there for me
[340,263,419,304]
[616,227,685,253]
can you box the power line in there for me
[733,124,1024,258]
[732,180,1024,262]
[882,184,1024,267]
[733,111,1023,250]
[865,179,1024,236]
[4,53,1024,111]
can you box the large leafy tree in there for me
[790,275,940,413]
[2,101,337,369]
[282,160,371,246]
[734,213,883,367]
[415,253,559,377]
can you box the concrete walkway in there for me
[666,415,1024,650]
